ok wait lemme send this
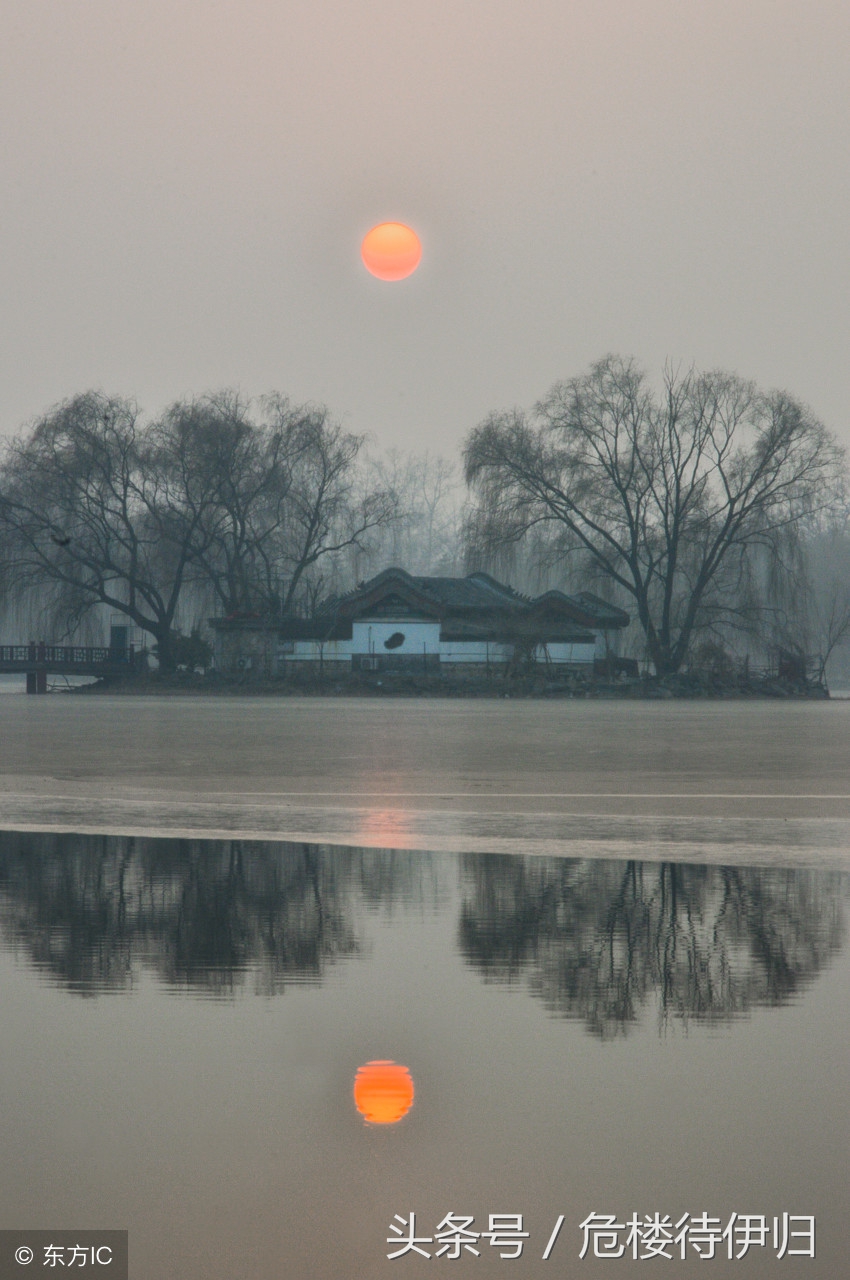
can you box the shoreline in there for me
[65,670,831,700]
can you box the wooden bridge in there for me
[0,643,139,693]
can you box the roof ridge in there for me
[466,570,531,603]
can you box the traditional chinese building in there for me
[209,568,630,678]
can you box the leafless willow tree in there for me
[0,389,395,668]
[351,449,463,578]
[464,355,845,675]
[156,392,395,617]
[762,513,850,684]
[0,392,210,670]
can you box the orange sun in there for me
[353,1060,415,1124]
[361,223,422,281]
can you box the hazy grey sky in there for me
[2,0,848,458]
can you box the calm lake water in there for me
[0,698,848,1278]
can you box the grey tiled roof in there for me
[411,571,526,609]
[326,567,525,614]
[570,591,630,628]
[210,569,629,639]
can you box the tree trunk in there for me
[649,645,682,678]
[153,626,175,673]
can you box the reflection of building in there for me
[209,568,630,677]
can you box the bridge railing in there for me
[0,644,136,666]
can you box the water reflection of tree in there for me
[458,856,847,1037]
[0,832,438,997]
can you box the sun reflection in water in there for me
[357,809,415,847]
[354,1060,415,1124]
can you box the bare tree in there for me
[464,355,845,675]
[764,514,850,684]
[167,392,396,617]
[0,393,213,670]
[0,391,397,665]
[359,449,463,576]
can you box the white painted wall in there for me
[439,641,511,664]
[280,626,599,666]
[351,620,441,654]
